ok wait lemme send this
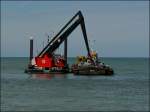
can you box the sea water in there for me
[1,57,149,111]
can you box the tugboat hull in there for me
[72,66,114,75]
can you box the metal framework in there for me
[38,11,91,56]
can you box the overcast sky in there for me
[1,1,149,57]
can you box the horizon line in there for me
[0,56,149,58]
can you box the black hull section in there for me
[24,68,70,74]
[25,65,114,76]
[72,66,114,76]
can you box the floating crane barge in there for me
[25,11,114,75]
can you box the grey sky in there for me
[1,1,149,57]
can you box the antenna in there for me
[45,33,50,44]
[45,31,54,44]
[89,39,93,51]
[93,39,96,51]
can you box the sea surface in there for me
[1,57,149,111]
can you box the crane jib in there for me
[37,10,93,64]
